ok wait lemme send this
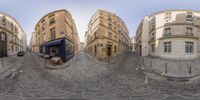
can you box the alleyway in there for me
[0,51,199,100]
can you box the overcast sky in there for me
[1,0,200,44]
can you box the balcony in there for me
[163,33,171,37]
[185,32,193,36]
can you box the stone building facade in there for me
[85,10,130,60]
[130,37,136,52]
[136,10,200,60]
[0,12,27,57]
[33,9,80,62]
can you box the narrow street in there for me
[0,51,199,100]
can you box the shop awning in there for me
[44,39,63,46]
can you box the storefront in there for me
[40,38,74,62]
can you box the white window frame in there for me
[164,42,171,53]
[185,42,194,53]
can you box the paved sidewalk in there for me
[0,55,24,79]
[140,57,200,78]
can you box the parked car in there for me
[17,51,25,57]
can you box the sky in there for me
[0,0,200,44]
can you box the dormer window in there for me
[186,14,193,23]
[2,16,6,27]
[165,12,171,22]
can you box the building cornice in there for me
[149,9,200,18]
[0,12,24,33]
[154,22,200,32]
[158,35,199,40]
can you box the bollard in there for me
[189,66,192,75]
[143,57,144,63]
[150,60,152,68]
[44,58,46,65]
[165,63,168,74]
[107,57,109,64]
[145,76,148,84]
[1,58,4,67]
[2,58,4,68]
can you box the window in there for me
[15,26,18,33]
[50,28,56,40]
[114,27,116,31]
[108,32,112,38]
[164,42,171,53]
[11,45,14,52]
[108,17,111,22]
[118,30,121,34]
[1,33,5,41]
[114,35,117,41]
[10,23,14,31]
[164,28,171,36]
[49,17,55,25]
[94,31,97,37]
[114,46,117,53]
[41,19,45,23]
[151,44,155,52]
[186,27,193,36]
[41,23,46,31]
[151,32,155,40]
[108,23,112,28]
[185,42,194,53]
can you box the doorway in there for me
[107,45,112,57]
[139,45,142,56]
[94,45,97,56]
[0,32,7,57]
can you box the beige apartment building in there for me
[29,32,37,52]
[85,10,130,60]
[0,12,27,57]
[136,9,200,60]
[33,9,80,62]
[130,37,136,51]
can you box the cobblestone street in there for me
[0,51,200,100]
